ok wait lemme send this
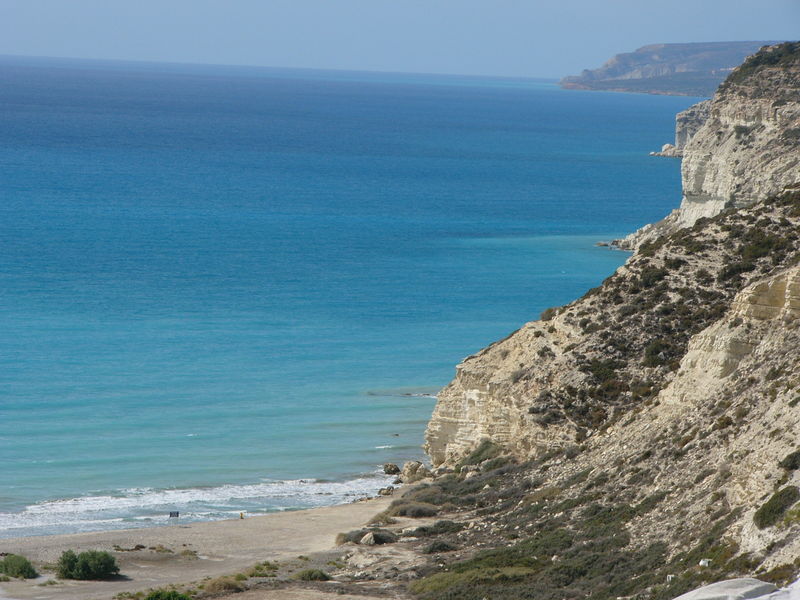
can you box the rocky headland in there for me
[621,42,800,249]
[560,41,779,96]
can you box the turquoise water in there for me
[0,56,702,537]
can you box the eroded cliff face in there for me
[620,42,800,250]
[675,100,712,148]
[652,100,711,157]
[680,47,800,216]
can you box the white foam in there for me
[0,473,394,538]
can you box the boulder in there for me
[378,486,394,496]
[401,461,423,479]
[383,463,400,475]
[359,532,377,546]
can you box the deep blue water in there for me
[0,56,702,537]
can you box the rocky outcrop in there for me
[676,100,713,148]
[651,100,711,157]
[619,42,800,250]
[560,41,777,96]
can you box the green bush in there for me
[410,520,465,537]
[203,576,244,594]
[0,554,38,579]
[388,501,439,518]
[145,591,193,600]
[245,560,279,577]
[540,307,559,321]
[457,440,502,468]
[779,450,800,471]
[754,486,800,529]
[291,569,330,581]
[57,549,119,580]
[423,540,457,554]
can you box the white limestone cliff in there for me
[620,44,800,249]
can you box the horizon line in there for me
[0,52,560,82]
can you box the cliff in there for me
[411,43,800,599]
[561,41,778,96]
[650,100,711,157]
[620,42,800,249]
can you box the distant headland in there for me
[560,41,780,96]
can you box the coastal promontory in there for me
[560,41,779,96]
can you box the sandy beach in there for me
[0,495,400,600]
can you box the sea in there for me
[0,55,703,538]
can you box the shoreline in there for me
[0,471,402,541]
[0,493,399,600]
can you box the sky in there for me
[0,0,797,78]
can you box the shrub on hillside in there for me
[291,569,330,581]
[779,450,800,471]
[387,500,439,518]
[145,590,193,600]
[423,540,457,554]
[0,554,38,579]
[56,549,119,580]
[754,486,800,529]
[202,576,245,594]
[409,520,465,537]
[457,440,502,468]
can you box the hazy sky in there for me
[0,0,797,78]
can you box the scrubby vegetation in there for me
[144,590,193,600]
[422,540,457,554]
[202,576,245,594]
[244,560,279,577]
[0,554,38,579]
[56,549,119,580]
[754,487,800,529]
[779,450,800,471]
[519,188,800,432]
[456,440,502,469]
[403,454,762,600]
[724,41,800,86]
[408,520,465,537]
[370,497,441,523]
[291,568,330,581]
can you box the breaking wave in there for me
[0,473,394,539]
